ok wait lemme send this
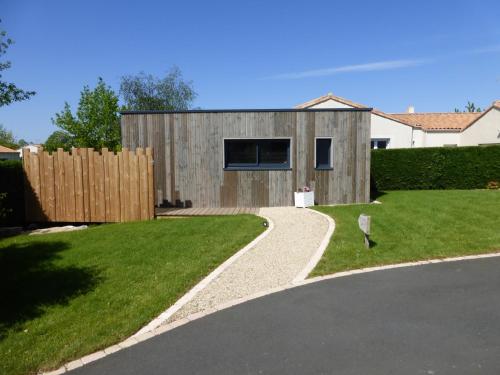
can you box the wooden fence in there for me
[23,147,154,223]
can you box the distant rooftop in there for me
[390,112,482,131]
[296,93,500,132]
[0,145,17,153]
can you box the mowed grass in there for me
[0,215,264,375]
[312,190,500,276]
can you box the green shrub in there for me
[371,145,500,191]
[0,160,24,225]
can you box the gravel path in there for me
[167,207,329,322]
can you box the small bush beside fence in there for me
[371,145,500,191]
[0,160,25,226]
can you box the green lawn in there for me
[0,215,264,375]
[312,190,500,276]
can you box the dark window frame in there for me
[314,137,334,170]
[223,138,292,170]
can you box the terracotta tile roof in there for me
[295,93,415,127]
[389,112,482,131]
[296,94,500,132]
[0,145,17,153]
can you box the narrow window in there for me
[224,139,291,170]
[315,138,332,169]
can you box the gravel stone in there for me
[167,207,328,322]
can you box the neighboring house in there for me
[17,144,41,158]
[296,94,500,148]
[121,108,371,207]
[0,145,21,160]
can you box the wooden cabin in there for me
[121,109,371,208]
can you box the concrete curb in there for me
[299,251,500,286]
[292,208,335,284]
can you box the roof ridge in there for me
[295,93,368,109]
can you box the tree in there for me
[17,139,28,147]
[454,101,482,113]
[0,124,17,148]
[44,130,74,151]
[120,66,196,111]
[53,78,121,150]
[0,20,35,107]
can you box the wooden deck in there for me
[156,207,259,217]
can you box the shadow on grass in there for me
[0,240,102,338]
[370,190,386,201]
[369,174,387,201]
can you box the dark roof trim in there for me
[120,108,373,115]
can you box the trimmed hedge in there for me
[371,145,500,191]
[0,160,25,225]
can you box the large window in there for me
[315,138,333,169]
[371,138,389,149]
[224,139,291,170]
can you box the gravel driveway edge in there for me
[292,208,336,284]
[133,213,275,336]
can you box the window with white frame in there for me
[371,138,389,149]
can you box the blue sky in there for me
[2,0,500,142]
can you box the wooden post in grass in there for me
[358,214,371,249]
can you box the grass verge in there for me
[312,190,500,276]
[0,215,264,375]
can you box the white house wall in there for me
[422,131,461,147]
[371,114,413,148]
[460,108,500,146]
[412,129,425,147]
[309,98,413,148]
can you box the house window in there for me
[315,138,333,169]
[371,139,389,149]
[224,139,291,170]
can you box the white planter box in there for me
[294,191,315,208]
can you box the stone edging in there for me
[299,251,500,285]
[42,246,500,374]
[292,208,335,284]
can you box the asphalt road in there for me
[71,257,500,375]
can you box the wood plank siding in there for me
[121,109,371,207]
